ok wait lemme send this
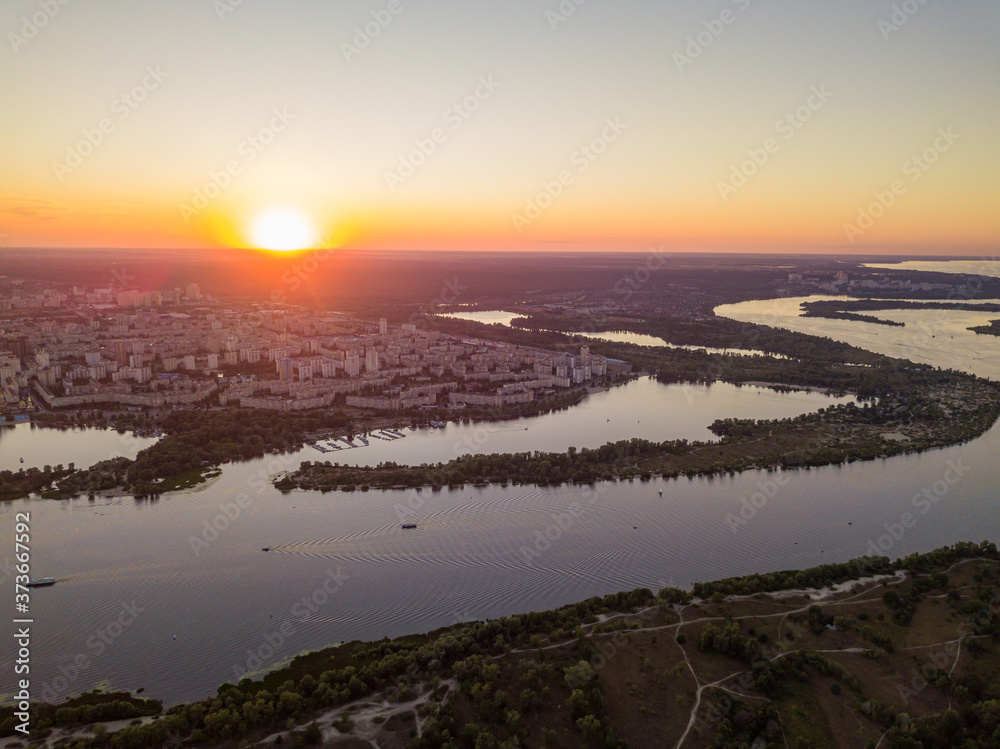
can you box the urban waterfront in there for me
[3,297,999,705]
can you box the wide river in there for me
[2,290,1000,706]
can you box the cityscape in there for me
[1,277,628,419]
[3,1,1000,748]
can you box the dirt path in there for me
[256,678,457,749]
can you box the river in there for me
[2,292,999,706]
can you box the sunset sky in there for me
[2,0,998,254]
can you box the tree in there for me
[302,722,322,745]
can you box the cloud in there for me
[0,194,136,221]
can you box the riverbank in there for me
[276,374,1000,493]
[3,381,623,502]
[4,541,997,748]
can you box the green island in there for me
[797,300,1000,329]
[4,541,999,748]
[1,410,348,501]
[1,387,598,502]
[277,317,1000,494]
[970,320,1000,337]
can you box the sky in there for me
[1,0,998,254]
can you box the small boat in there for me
[27,577,56,587]
[401,523,418,529]
[262,547,270,552]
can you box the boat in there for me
[401,523,418,529]
[26,577,56,587]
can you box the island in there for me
[970,319,1000,337]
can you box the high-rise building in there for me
[0,336,30,361]
[345,352,361,377]
[378,318,388,335]
[114,341,130,365]
[278,358,294,380]
[365,348,380,373]
[1,353,20,404]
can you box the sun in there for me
[251,208,315,251]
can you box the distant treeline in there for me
[276,438,688,492]
[802,299,1000,328]
[1,409,351,501]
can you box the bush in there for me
[303,722,322,745]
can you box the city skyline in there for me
[2,0,999,254]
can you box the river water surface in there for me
[2,294,999,705]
